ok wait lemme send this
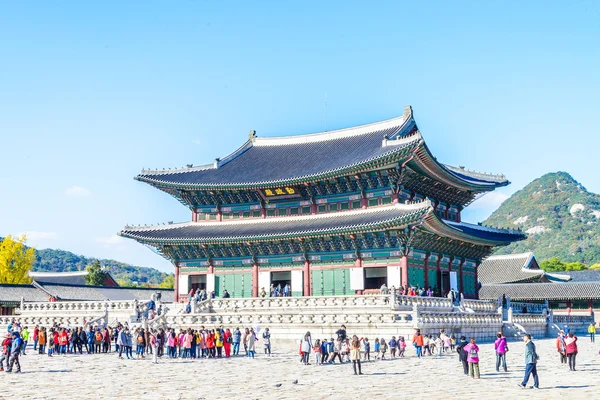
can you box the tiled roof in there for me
[120,202,432,244]
[443,222,526,244]
[478,252,544,284]
[479,282,600,301]
[135,107,508,190]
[137,113,418,188]
[37,283,174,302]
[563,270,600,283]
[29,271,88,286]
[0,285,49,304]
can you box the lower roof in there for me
[479,282,600,301]
[478,252,544,284]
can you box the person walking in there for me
[463,338,480,379]
[350,335,363,375]
[519,334,539,389]
[150,332,159,364]
[232,327,241,356]
[588,323,596,343]
[412,330,424,358]
[262,328,271,356]
[494,333,509,372]
[0,333,11,371]
[246,329,256,359]
[565,332,578,371]
[6,332,22,373]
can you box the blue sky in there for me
[1,1,599,273]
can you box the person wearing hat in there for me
[6,331,22,373]
[0,333,12,371]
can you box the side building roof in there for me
[478,252,545,284]
[136,106,508,192]
[0,284,50,305]
[479,282,600,301]
[35,283,174,303]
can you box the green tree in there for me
[539,257,566,272]
[589,263,600,270]
[159,275,174,289]
[85,260,106,286]
[565,262,587,271]
[0,234,35,284]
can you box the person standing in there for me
[150,331,159,364]
[556,331,567,364]
[262,328,271,356]
[232,327,241,356]
[494,333,509,372]
[457,336,469,375]
[300,332,312,365]
[350,335,363,375]
[519,334,539,389]
[20,327,29,355]
[588,323,596,343]
[117,328,126,359]
[565,332,578,371]
[0,333,11,371]
[463,338,480,379]
[246,329,256,359]
[32,326,39,352]
[38,328,47,355]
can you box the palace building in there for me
[120,106,524,302]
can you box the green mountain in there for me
[33,248,172,286]
[484,172,600,264]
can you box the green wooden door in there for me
[312,270,324,296]
[428,269,437,289]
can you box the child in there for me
[341,339,349,363]
[463,338,480,379]
[380,338,388,360]
[398,336,406,358]
[435,335,444,357]
[320,339,329,364]
[374,337,380,359]
[450,334,456,351]
[363,338,371,361]
[47,331,54,357]
[422,335,430,356]
[313,339,322,365]
[389,336,397,358]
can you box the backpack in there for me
[138,335,144,344]
[95,332,103,341]
[469,347,478,358]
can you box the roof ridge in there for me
[485,252,533,260]
[254,107,412,147]
[443,164,507,181]
[121,201,433,232]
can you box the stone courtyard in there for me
[1,337,597,399]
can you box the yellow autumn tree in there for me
[0,234,36,284]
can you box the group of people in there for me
[1,318,274,371]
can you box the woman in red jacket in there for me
[223,329,232,358]
[564,332,578,371]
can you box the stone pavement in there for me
[0,337,597,399]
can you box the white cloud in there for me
[65,186,92,198]
[19,231,58,248]
[96,235,127,250]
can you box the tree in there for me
[589,263,600,270]
[565,262,587,271]
[85,260,106,286]
[0,235,35,284]
[159,275,174,289]
[539,257,566,272]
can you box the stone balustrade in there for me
[463,299,497,313]
[417,312,502,328]
[19,300,136,314]
[553,314,594,324]
[511,314,547,325]
[510,302,547,314]
[208,294,391,312]
[394,295,453,311]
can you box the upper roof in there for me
[136,106,508,191]
[479,282,600,301]
[478,252,545,284]
[120,202,432,244]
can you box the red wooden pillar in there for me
[216,210,223,222]
[192,211,198,222]
[391,193,399,204]
[252,263,259,297]
[400,255,408,288]
[303,261,311,296]
[588,299,593,314]
[208,264,214,274]
[311,203,317,214]
[361,197,368,209]
[174,263,180,303]
[423,255,429,289]
[474,262,479,299]
[459,259,465,294]
[261,206,266,219]
[355,258,363,295]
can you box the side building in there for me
[120,106,524,301]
